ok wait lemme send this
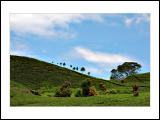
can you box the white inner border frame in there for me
[1,1,159,119]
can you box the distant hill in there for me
[10,55,150,90]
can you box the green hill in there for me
[10,55,118,89]
[10,55,150,106]
[10,55,150,89]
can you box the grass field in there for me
[10,55,150,106]
[11,93,150,106]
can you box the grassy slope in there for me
[10,55,150,106]
[10,55,122,89]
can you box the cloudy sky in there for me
[10,13,150,79]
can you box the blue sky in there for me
[10,13,150,80]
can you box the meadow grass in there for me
[11,92,150,106]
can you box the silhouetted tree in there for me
[81,67,85,73]
[63,62,66,67]
[87,72,90,75]
[76,67,78,71]
[73,67,76,70]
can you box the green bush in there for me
[132,84,139,96]
[54,81,72,97]
[75,90,82,97]
[132,84,139,92]
[121,80,125,83]
[81,79,98,97]
[30,89,41,96]
[81,79,92,97]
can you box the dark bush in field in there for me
[132,84,139,96]
[54,81,72,97]
[132,84,139,92]
[81,79,98,96]
[30,89,41,96]
[81,79,91,96]
[75,89,82,97]
[121,80,125,83]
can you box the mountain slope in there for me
[10,55,113,89]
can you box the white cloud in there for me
[74,46,137,64]
[135,13,150,24]
[124,13,150,27]
[10,14,150,38]
[10,14,105,38]
[11,42,28,51]
[124,18,133,27]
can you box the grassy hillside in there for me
[10,55,150,106]
[10,55,122,89]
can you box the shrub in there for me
[75,90,82,97]
[30,89,41,96]
[81,79,92,89]
[132,84,139,96]
[54,81,72,97]
[81,79,92,97]
[121,80,125,83]
[99,82,107,91]
[81,79,98,97]
[132,84,139,92]
[133,91,139,96]
[88,86,99,96]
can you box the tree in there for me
[110,69,123,80]
[110,62,141,80]
[81,67,85,73]
[76,67,78,71]
[70,65,72,68]
[63,62,66,67]
[117,62,141,77]
[87,72,90,75]
[73,67,76,70]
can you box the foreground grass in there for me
[11,92,150,106]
